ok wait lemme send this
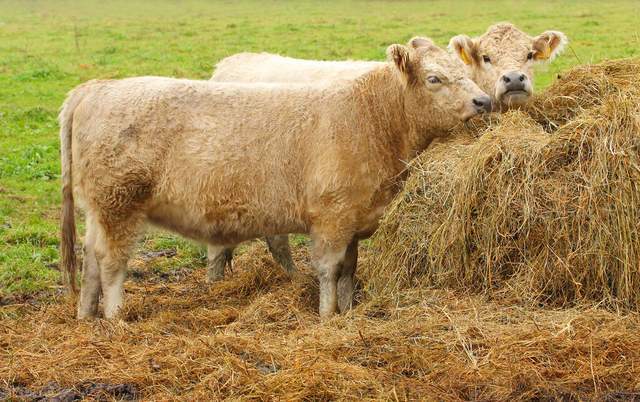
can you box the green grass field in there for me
[1,0,639,298]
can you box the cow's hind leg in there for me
[77,213,101,319]
[265,235,296,274]
[94,216,141,320]
[337,238,358,313]
[207,245,233,282]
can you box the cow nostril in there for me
[519,74,526,82]
[472,96,492,112]
[502,75,511,83]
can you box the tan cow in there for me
[60,38,491,320]
[213,23,567,107]
[448,23,567,109]
[213,52,383,83]
[208,23,568,274]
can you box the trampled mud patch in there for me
[0,381,137,401]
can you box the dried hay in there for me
[2,242,640,400]
[364,58,640,311]
[2,59,640,400]
[527,58,640,130]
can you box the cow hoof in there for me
[77,305,99,320]
[206,272,225,283]
[77,311,98,320]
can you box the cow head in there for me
[449,23,568,109]
[387,37,491,131]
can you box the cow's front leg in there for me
[207,245,233,282]
[337,238,358,313]
[311,236,349,319]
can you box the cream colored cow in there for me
[213,52,383,83]
[60,38,490,320]
[208,23,567,274]
[213,23,567,107]
[449,22,567,109]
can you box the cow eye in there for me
[527,52,534,61]
[427,76,441,84]
[482,55,491,63]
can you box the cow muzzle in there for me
[461,94,492,121]
[496,71,533,107]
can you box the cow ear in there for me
[408,36,434,49]
[532,31,568,61]
[387,44,415,85]
[448,34,476,65]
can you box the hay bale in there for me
[363,59,640,310]
[526,58,640,130]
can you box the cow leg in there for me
[337,238,358,313]
[94,217,140,320]
[77,213,101,319]
[265,235,296,274]
[207,245,233,282]
[311,236,348,319]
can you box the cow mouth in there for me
[505,89,528,96]
[461,109,478,122]
[462,110,484,122]
[501,90,530,105]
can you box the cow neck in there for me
[348,64,414,165]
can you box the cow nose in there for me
[472,95,492,113]
[501,71,527,92]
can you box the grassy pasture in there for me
[1,0,638,297]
